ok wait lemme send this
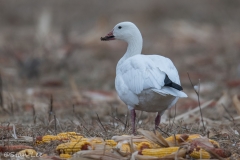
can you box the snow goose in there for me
[101,22,187,133]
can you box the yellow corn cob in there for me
[35,140,44,145]
[165,134,189,145]
[36,133,83,145]
[60,153,72,159]
[209,139,220,148]
[140,147,180,157]
[66,135,84,142]
[17,149,37,157]
[187,134,201,141]
[36,135,65,144]
[133,141,161,149]
[57,132,83,143]
[165,134,201,145]
[56,141,93,154]
[42,135,59,142]
[190,148,211,159]
[57,132,78,137]
[88,137,104,144]
[120,143,131,153]
[137,142,153,151]
[105,140,117,147]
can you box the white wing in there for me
[116,55,187,104]
[148,55,181,84]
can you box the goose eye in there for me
[118,26,122,29]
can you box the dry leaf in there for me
[162,147,187,159]
[112,135,145,142]
[216,91,231,115]
[226,79,240,87]
[0,145,33,152]
[71,149,129,160]
[233,95,240,116]
[134,154,160,160]
[175,100,214,121]
[137,129,169,147]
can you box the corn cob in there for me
[139,147,180,157]
[41,135,60,143]
[120,143,131,153]
[57,132,82,141]
[165,134,189,145]
[56,141,93,155]
[188,134,202,140]
[66,135,84,142]
[57,132,78,137]
[190,148,211,159]
[60,153,72,159]
[105,140,117,147]
[17,149,37,157]
[209,139,220,148]
[36,135,66,144]
[36,132,83,144]
[137,142,153,151]
[88,137,104,144]
[165,134,202,145]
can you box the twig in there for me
[110,115,125,126]
[136,111,142,129]
[10,102,14,116]
[175,100,213,121]
[48,95,53,123]
[187,73,205,132]
[32,105,36,125]
[222,104,235,124]
[0,75,10,115]
[156,126,170,137]
[96,113,107,133]
[124,112,129,132]
[54,114,57,134]
[170,104,177,132]
[0,73,3,109]
[81,124,91,136]
[110,105,115,128]
[72,104,75,114]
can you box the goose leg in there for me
[130,109,136,134]
[155,112,161,129]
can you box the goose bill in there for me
[101,31,115,41]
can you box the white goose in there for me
[101,22,187,133]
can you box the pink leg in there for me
[155,112,161,129]
[131,109,136,134]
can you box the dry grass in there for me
[0,0,240,159]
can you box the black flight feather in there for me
[164,75,183,91]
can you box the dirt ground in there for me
[0,0,240,158]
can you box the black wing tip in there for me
[164,75,183,91]
[172,83,183,91]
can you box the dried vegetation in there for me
[0,0,240,159]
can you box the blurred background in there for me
[0,0,240,124]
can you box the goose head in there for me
[101,22,142,44]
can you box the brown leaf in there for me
[0,145,33,152]
[209,148,231,158]
[0,126,13,131]
[189,138,214,153]
[41,79,63,87]
[226,79,240,87]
